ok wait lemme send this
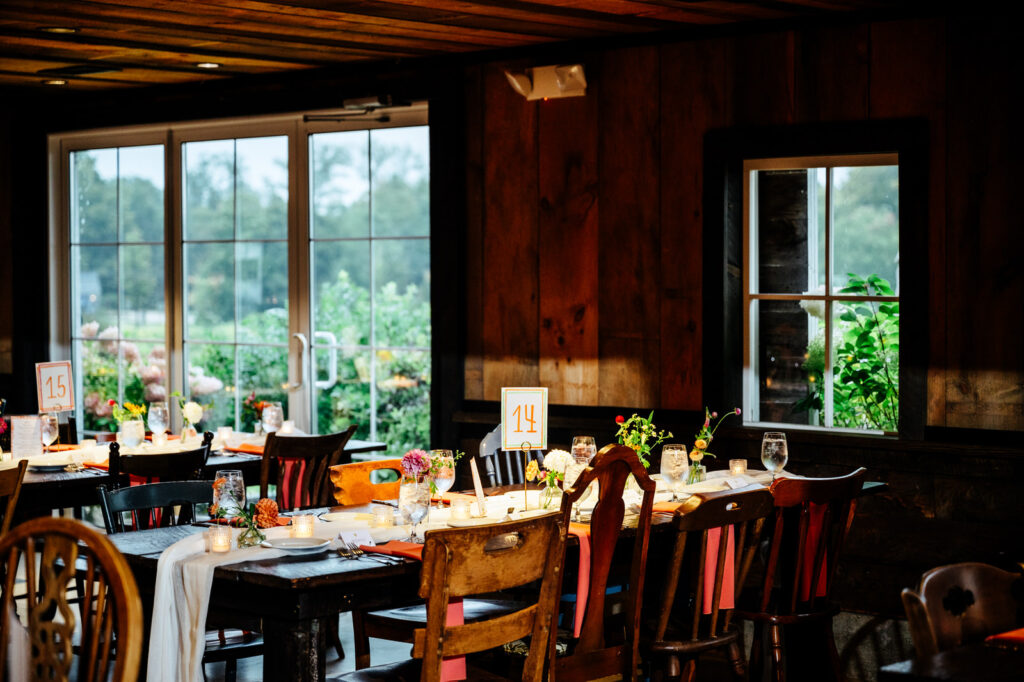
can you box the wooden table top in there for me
[879,644,1024,681]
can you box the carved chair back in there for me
[260,426,356,512]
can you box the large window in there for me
[744,154,899,433]
[55,108,430,455]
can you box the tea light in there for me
[451,499,471,520]
[279,420,295,434]
[729,459,748,476]
[210,526,231,553]
[292,514,316,537]
[217,426,233,443]
[372,506,395,527]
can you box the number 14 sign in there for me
[501,387,548,451]
[36,361,75,413]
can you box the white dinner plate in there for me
[319,511,374,523]
[260,537,331,554]
[30,464,71,473]
[446,517,496,528]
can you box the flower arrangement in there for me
[171,390,210,430]
[688,407,741,483]
[108,399,146,423]
[615,412,672,468]
[401,448,431,476]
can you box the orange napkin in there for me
[653,501,685,514]
[568,522,592,638]
[360,540,424,561]
[145,434,180,441]
[430,492,478,505]
[225,442,264,455]
[210,516,290,527]
[703,526,735,614]
[987,627,1024,649]
[49,443,81,452]
[799,503,829,601]
[83,460,109,470]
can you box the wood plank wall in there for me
[462,15,1024,431]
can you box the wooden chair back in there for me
[0,459,28,535]
[654,488,775,644]
[108,431,213,484]
[98,481,214,534]
[759,468,867,615]
[329,458,402,505]
[0,517,143,682]
[260,426,357,512]
[411,513,564,682]
[480,447,545,487]
[902,562,1022,658]
[556,443,656,682]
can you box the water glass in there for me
[761,432,789,480]
[121,419,145,448]
[660,444,688,501]
[563,460,588,521]
[261,402,284,434]
[399,477,430,542]
[214,469,245,518]
[571,436,597,463]
[429,449,455,509]
[148,401,170,437]
[39,414,59,454]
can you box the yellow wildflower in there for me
[525,460,540,482]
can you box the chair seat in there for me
[332,658,508,681]
[365,598,528,629]
[647,627,741,657]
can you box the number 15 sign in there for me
[36,361,75,413]
[501,387,548,451]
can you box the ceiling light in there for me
[42,79,68,86]
[40,26,78,34]
[196,62,221,69]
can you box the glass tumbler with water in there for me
[148,401,169,437]
[261,402,284,434]
[214,469,246,518]
[39,414,59,454]
[399,476,431,542]
[761,432,788,480]
[572,436,597,463]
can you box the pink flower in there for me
[711,411,718,418]
[401,449,430,476]
[735,408,742,415]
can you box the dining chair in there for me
[551,442,656,682]
[641,487,775,681]
[58,413,79,445]
[333,513,565,682]
[479,446,545,487]
[259,426,357,512]
[0,517,143,682]
[902,562,1023,658]
[96,480,264,681]
[0,459,28,534]
[735,467,867,682]
[329,458,402,505]
[112,431,214,484]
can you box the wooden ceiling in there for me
[0,0,893,91]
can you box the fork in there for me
[342,539,396,565]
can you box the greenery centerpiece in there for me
[614,412,672,468]
[689,407,740,484]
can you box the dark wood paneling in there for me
[463,64,485,401]
[537,90,600,406]
[597,46,662,408]
[480,62,539,396]
[731,30,796,126]
[794,23,870,122]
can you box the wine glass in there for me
[660,444,688,501]
[429,449,455,510]
[213,469,245,518]
[571,436,597,463]
[399,477,431,542]
[39,414,59,454]
[148,401,169,437]
[564,460,589,521]
[761,432,789,481]
[261,402,284,434]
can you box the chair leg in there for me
[749,622,765,681]
[824,619,843,682]
[352,609,372,669]
[225,659,237,682]
[682,658,697,682]
[727,639,747,680]
[327,616,345,659]
[769,624,785,682]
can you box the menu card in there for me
[11,415,42,458]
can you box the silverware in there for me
[342,539,397,565]
[371,499,398,508]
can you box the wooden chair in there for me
[111,431,213,484]
[334,513,565,682]
[902,562,1023,658]
[642,487,775,681]
[0,517,143,682]
[329,458,403,505]
[735,467,867,682]
[0,459,28,534]
[259,426,357,512]
[553,443,657,682]
[96,480,264,680]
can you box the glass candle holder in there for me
[372,506,395,527]
[292,514,315,538]
[450,499,471,520]
[729,459,748,476]
[152,432,168,447]
[217,426,233,443]
[210,526,231,553]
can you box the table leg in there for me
[262,616,327,682]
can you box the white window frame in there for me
[742,153,899,434]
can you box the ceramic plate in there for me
[446,517,498,528]
[30,464,71,472]
[319,511,374,523]
[260,537,331,554]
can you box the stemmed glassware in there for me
[148,401,169,440]
[213,469,245,518]
[761,432,789,481]
[660,444,688,501]
[399,476,431,542]
[429,449,455,510]
[563,460,590,521]
[262,402,284,434]
[39,414,59,454]
[571,436,597,463]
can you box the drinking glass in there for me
[660,444,688,501]
[761,432,789,481]
[261,402,284,434]
[39,414,59,454]
[213,469,245,518]
[429,449,455,510]
[148,401,169,437]
[564,460,589,521]
[571,436,597,463]
[399,476,431,542]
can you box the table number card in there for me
[36,361,74,413]
[500,387,548,451]
[11,415,42,458]
[338,529,375,547]
[469,457,487,517]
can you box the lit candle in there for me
[451,499,471,520]
[210,526,231,553]
[280,420,295,434]
[152,432,168,447]
[217,426,233,443]
[292,514,315,538]
[372,506,395,527]
[729,459,748,476]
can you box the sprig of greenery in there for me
[615,411,672,468]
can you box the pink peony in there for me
[401,449,430,476]
[80,321,100,338]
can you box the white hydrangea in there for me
[182,401,204,425]
[543,449,573,474]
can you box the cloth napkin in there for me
[800,503,828,601]
[986,627,1024,648]
[567,522,592,638]
[5,603,28,681]
[703,526,735,614]
[147,527,289,682]
[49,443,81,452]
[224,442,264,455]
[359,540,424,561]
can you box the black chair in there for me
[109,431,213,484]
[59,413,79,445]
[97,480,263,681]
[479,447,545,487]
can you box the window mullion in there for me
[823,166,834,428]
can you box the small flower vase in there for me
[237,524,265,549]
[181,422,198,446]
[541,484,561,510]
[120,419,145,448]
[686,463,706,485]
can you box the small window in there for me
[743,154,899,433]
